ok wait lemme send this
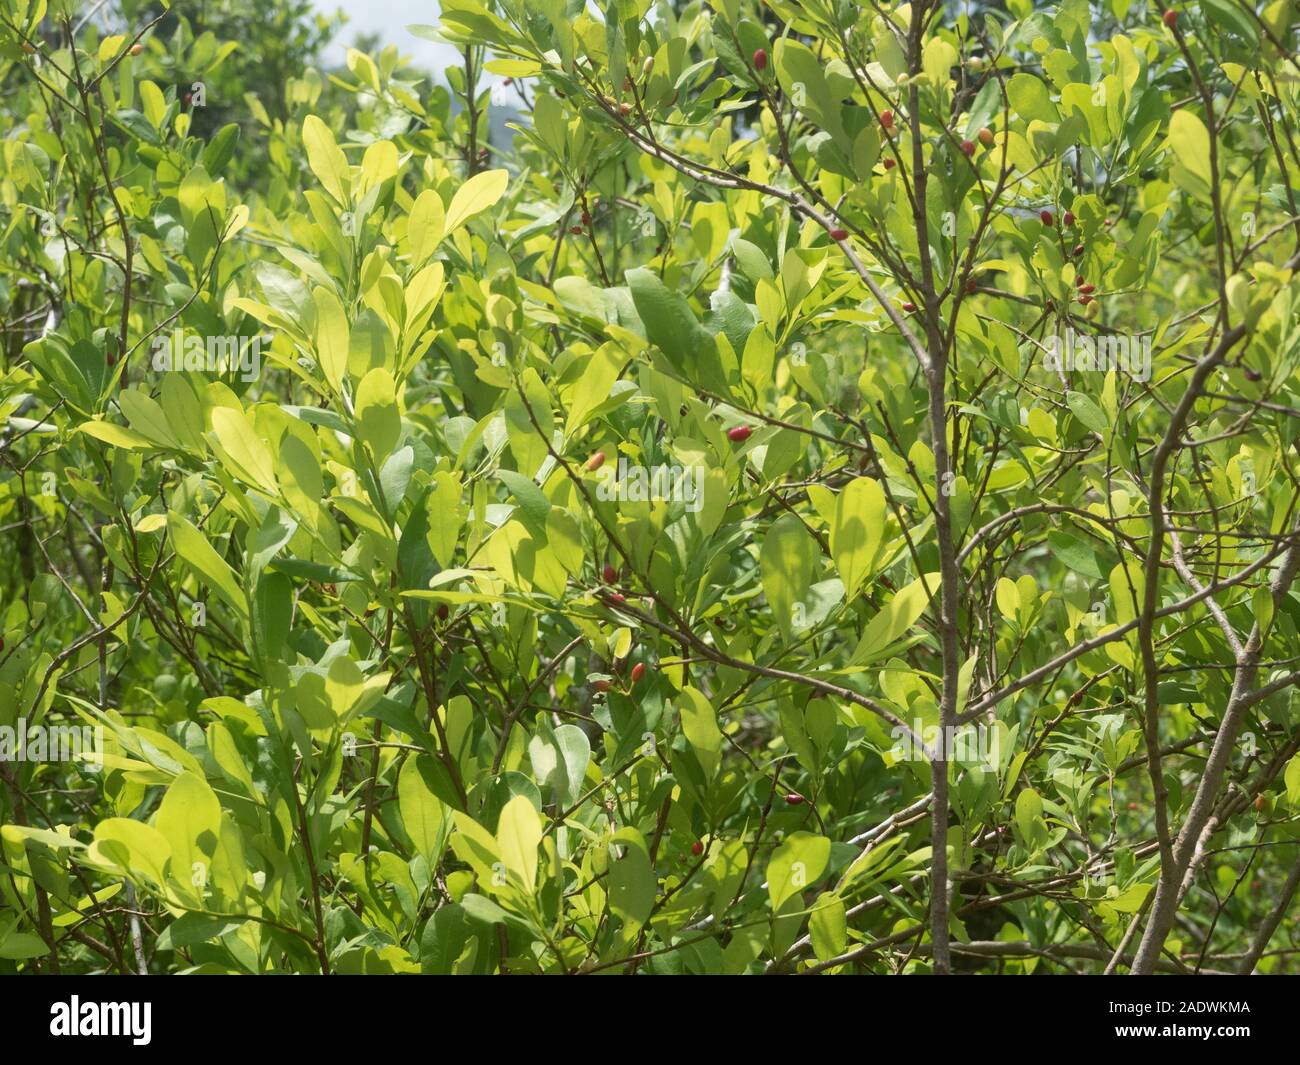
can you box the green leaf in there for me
[167,513,248,620]
[831,477,885,599]
[608,829,654,934]
[808,891,847,961]
[355,368,401,464]
[302,114,351,206]
[399,757,448,863]
[1066,391,1109,436]
[850,573,938,666]
[1167,110,1212,202]
[154,771,222,902]
[767,831,830,910]
[677,686,723,776]
[313,286,350,394]
[443,168,509,237]
[496,794,541,894]
[761,514,817,638]
[626,267,714,372]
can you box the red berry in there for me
[1254,795,1266,812]
[1039,210,1054,226]
[960,139,976,156]
[727,425,752,442]
[1072,243,1085,257]
[1243,367,1262,382]
[602,564,617,583]
[901,301,917,313]
[585,451,605,471]
[753,48,768,71]
[978,127,995,147]
[106,353,116,366]
[436,603,450,621]
[630,662,646,683]
[1163,9,1178,28]
[618,102,632,116]
[1075,276,1086,288]
[882,157,896,170]
[1127,802,1138,811]
[880,110,894,128]
[964,278,977,294]
[580,209,592,226]
[592,679,611,693]
[691,840,704,856]
[829,228,849,241]
[0,637,5,653]
[1079,283,1095,294]
[1078,295,1093,306]
[785,792,805,806]
[608,592,627,604]
[504,78,513,86]
[1104,217,1114,227]
[570,225,585,235]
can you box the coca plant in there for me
[2,0,1300,976]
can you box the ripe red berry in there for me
[602,563,617,583]
[901,301,917,313]
[691,840,704,856]
[608,592,627,604]
[964,278,977,294]
[1079,283,1095,294]
[1063,210,1075,227]
[630,662,646,683]
[436,603,450,621]
[1163,9,1178,28]
[1254,794,1266,812]
[1078,295,1093,306]
[504,78,513,86]
[880,109,894,129]
[585,451,605,471]
[592,679,611,693]
[1243,366,1262,382]
[882,157,896,171]
[570,224,584,235]
[727,425,752,442]
[785,792,805,805]
[580,209,592,226]
[829,228,849,241]
[1039,210,1054,226]
[618,102,632,116]
[753,48,767,71]
[1076,276,1087,288]
[1127,802,1138,811]
[978,127,995,147]
[1072,243,1085,257]
[960,139,976,156]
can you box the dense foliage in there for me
[3,0,1300,975]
